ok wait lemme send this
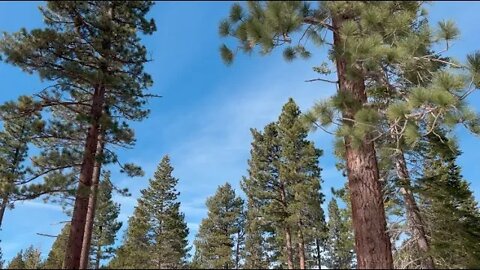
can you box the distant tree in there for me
[324,198,355,269]
[193,183,244,269]
[416,137,480,268]
[88,171,122,269]
[110,156,189,269]
[23,245,43,269]
[7,250,25,269]
[242,99,325,269]
[44,224,70,269]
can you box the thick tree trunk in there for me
[0,195,8,229]
[64,85,106,269]
[79,133,105,269]
[297,230,306,269]
[332,15,393,269]
[394,151,435,269]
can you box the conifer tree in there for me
[23,245,43,269]
[0,2,156,267]
[110,156,189,269]
[415,137,480,268]
[242,99,324,269]
[324,198,355,269]
[7,250,25,270]
[88,171,122,269]
[0,96,44,229]
[44,224,70,269]
[193,183,244,269]
[108,204,150,269]
[220,2,480,267]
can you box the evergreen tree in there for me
[324,198,354,269]
[44,224,70,269]
[220,2,480,267]
[23,245,43,269]
[6,250,25,270]
[242,99,325,269]
[0,2,156,267]
[109,204,150,269]
[110,156,189,269]
[416,138,480,268]
[89,171,122,269]
[0,96,44,229]
[193,183,244,269]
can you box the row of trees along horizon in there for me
[0,1,479,269]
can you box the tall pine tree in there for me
[111,156,189,269]
[0,2,156,267]
[242,99,325,269]
[44,224,71,269]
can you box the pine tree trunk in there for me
[316,238,322,269]
[394,151,435,269]
[95,241,101,270]
[284,227,294,269]
[235,231,240,269]
[331,15,393,269]
[79,133,105,269]
[0,195,8,229]
[297,230,306,269]
[64,85,106,269]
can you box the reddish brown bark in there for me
[298,230,306,269]
[0,195,8,229]
[64,85,106,269]
[79,133,105,269]
[332,15,393,269]
[394,151,435,269]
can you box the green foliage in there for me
[7,250,25,270]
[111,156,189,269]
[193,183,244,269]
[44,224,70,269]
[436,20,460,43]
[416,140,480,268]
[89,171,122,269]
[242,98,325,268]
[324,198,355,269]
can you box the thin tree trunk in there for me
[316,238,322,269]
[235,231,240,269]
[332,15,393,269]
[64,85,106,269]
[0,195,8,229]
[298,230,306,269]
[279,182,294,269]
[394,151,435,269]
[79,133,105,269]
[95,237,101,270]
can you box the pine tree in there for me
[0,2,156,267]
[7,250,25,270]
[324,198,355,269]
[0,96,44,229]
[23,245,43,269]
[416,137,480,268]
[193,183,244,269]
[108,204,150,269]
[88,171,122,269]
[44,224,71,269]
[241,99,325,269]
[110,156,189,269]
[220,2,480,267]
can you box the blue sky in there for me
[0,1,479,263]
